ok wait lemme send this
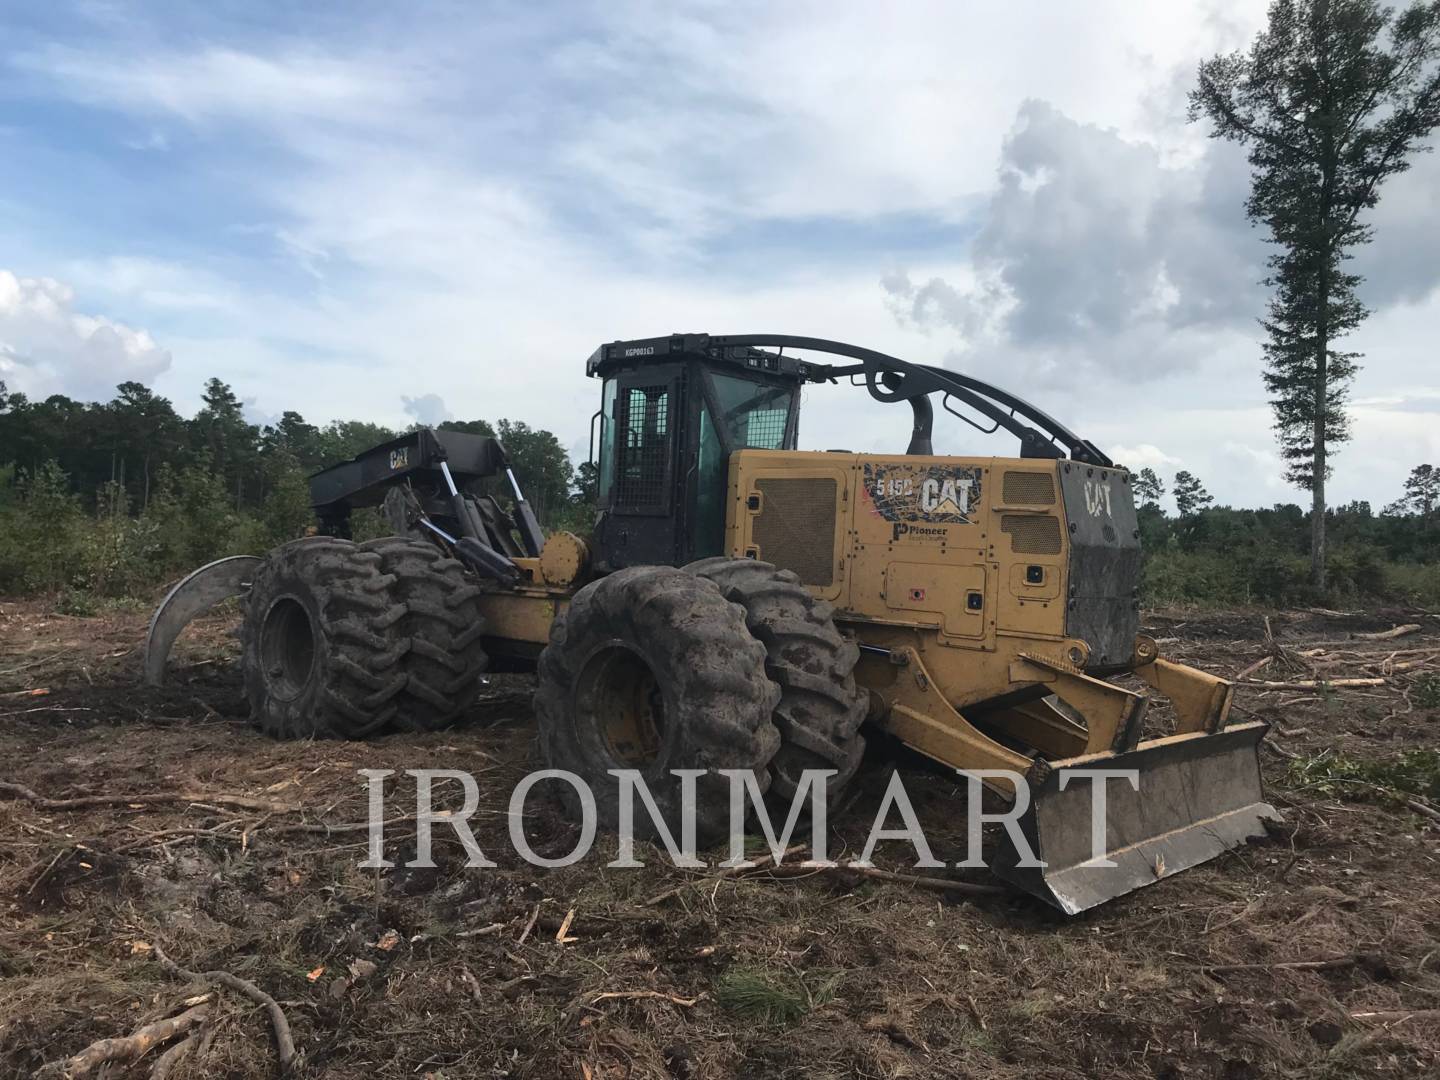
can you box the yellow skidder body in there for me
[147,333,1275,913]
[723,450,1274,913]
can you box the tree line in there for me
[0,376,586,602]
[0,378,579,522]
[1130,463,1439,605]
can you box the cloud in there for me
[402,393,453,427]
[884,100,1266,379]
[1108,443,1182,470]
[4,0,1432,514]
[0,270,171,399]
[15,45,424,130]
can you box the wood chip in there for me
[554,908,578,944]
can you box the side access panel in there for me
[989,462,1069,640]
[846,455,995,650]
[725,454,851,603]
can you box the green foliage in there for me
[1285,749,1440,806]
[0,461,88,593]
[259,453,317,547]
[1172,470,1213,517]
[713,967,840,1026]
[1414,674,1440,709]
[1133,467,1164,510]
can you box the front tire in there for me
[685,558,867,803]
[534,566,781,845]
[241,538,409,738]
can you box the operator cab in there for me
[585,333,1112,573]
[587,334,813,569]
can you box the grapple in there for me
[143,555,261,686]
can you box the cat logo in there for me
[1084,478,1113,518]
[921,476,973,517]
[389,448,410,471]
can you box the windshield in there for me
[709,373,794,451]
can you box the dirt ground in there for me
[1,596,1437,1079]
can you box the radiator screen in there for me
[1001,514,1062,555]
[1002,470,1056,505]
[754,477,838,586]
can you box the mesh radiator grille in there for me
[1001,514,1062,555]
[753,478,837,586]
[1002,470,1056,505]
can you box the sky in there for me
[1,0,1437,512]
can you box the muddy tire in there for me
[534,566,781,845]
[242,538,408,739]
[359,537,490,732]
[685,558,867,803]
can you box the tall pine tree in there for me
[1190,0,1440,587]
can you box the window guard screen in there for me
[614,385,670,509]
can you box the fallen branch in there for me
[1404,799,1440,824]
[1350,1008,1440,1025]
[36,1003,208,1078]
[149,1031,202,1080]
[591,989,700,1007]
[456,922,506,939]
[1235,656,1274,681]
[566,988,701,1023]
[1193,955,1357,975]
[1240,678,1386,691]
[760,862,1008,897]
[516,904,541,945]
[1377,653,1439,674]
[152,943,296,1072]
[1353,624,1422,641]
[643,844,809,905]
[0,780,298,815]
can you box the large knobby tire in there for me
[685,557,867,803]
[241,538,408,739]
[534,566,782,846]
[359,537,490,731]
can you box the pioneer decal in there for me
[892,522,950,543]
[864,463,982,526]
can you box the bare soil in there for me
[1,597,1437,1079]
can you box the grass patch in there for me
[1414,673,1440,710]
[713,967,840,1026]
[1286,749,1440,805]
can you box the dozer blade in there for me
[991,722,1278,914]
[143,555,263,686]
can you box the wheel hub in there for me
[575,644,666,766]
[261,596,317,701]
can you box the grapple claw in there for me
[143,555,263,686]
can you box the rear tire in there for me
[242,538,409,738]
[535,566,781,845]
[685,558,867,803]
[360,537,490,732]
